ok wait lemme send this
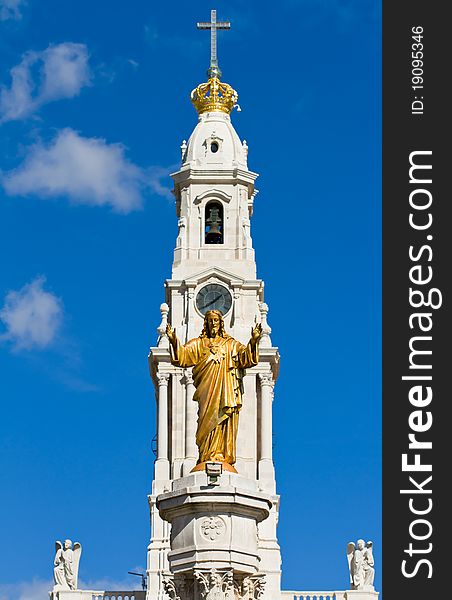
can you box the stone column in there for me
[258,372,275,488]
[183,369,198,475]
[155,372,170,480]
[186,286,196,342]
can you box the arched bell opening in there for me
[204,201,224,244]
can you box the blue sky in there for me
[0,0,381,597]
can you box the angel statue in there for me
[346,539,375,590]
[53,539,82,590]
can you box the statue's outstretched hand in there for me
[250,323,262,344]
[166,324,177,346]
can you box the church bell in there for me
[205,205,223,244]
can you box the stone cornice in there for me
[165,267,264,291]
[171,166,258,193]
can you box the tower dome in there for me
[183,111,248,168]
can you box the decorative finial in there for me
[180,140,187,161]
[157,303,169,348]
[258,303,272,348]
[196,9,230,79]
[192,9,238,115]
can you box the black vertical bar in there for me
[383,2,448,598]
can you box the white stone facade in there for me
[147,110,281,600]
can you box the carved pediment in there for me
[183,266,245,288]
[194,188,232,205]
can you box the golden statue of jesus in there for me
[166,310,261,471]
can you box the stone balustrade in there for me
[281,592,346,600]
[50,591,145,600]
[92,593,145,600]
[90,591,146,600]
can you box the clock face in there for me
[196,284,233,316]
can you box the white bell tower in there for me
[147,10,281,599]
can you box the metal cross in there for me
[197,9,230,76]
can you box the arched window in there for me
[205,201,224,244]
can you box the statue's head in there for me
[357,539,365,550]
[64,539,72,549]
[201,310,225,338]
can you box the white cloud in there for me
[0,276,63,351]
[2,129,174,211]
[0,578,52,600]
[40,43,90,101]
[0,42,90,122]
[1,128,145,212]
[146,165,175,200]
[0,0,25,21]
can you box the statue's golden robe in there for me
[170,335,258,465]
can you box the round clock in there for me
[196,283,233,316]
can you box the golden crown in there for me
[190,76,238,115]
